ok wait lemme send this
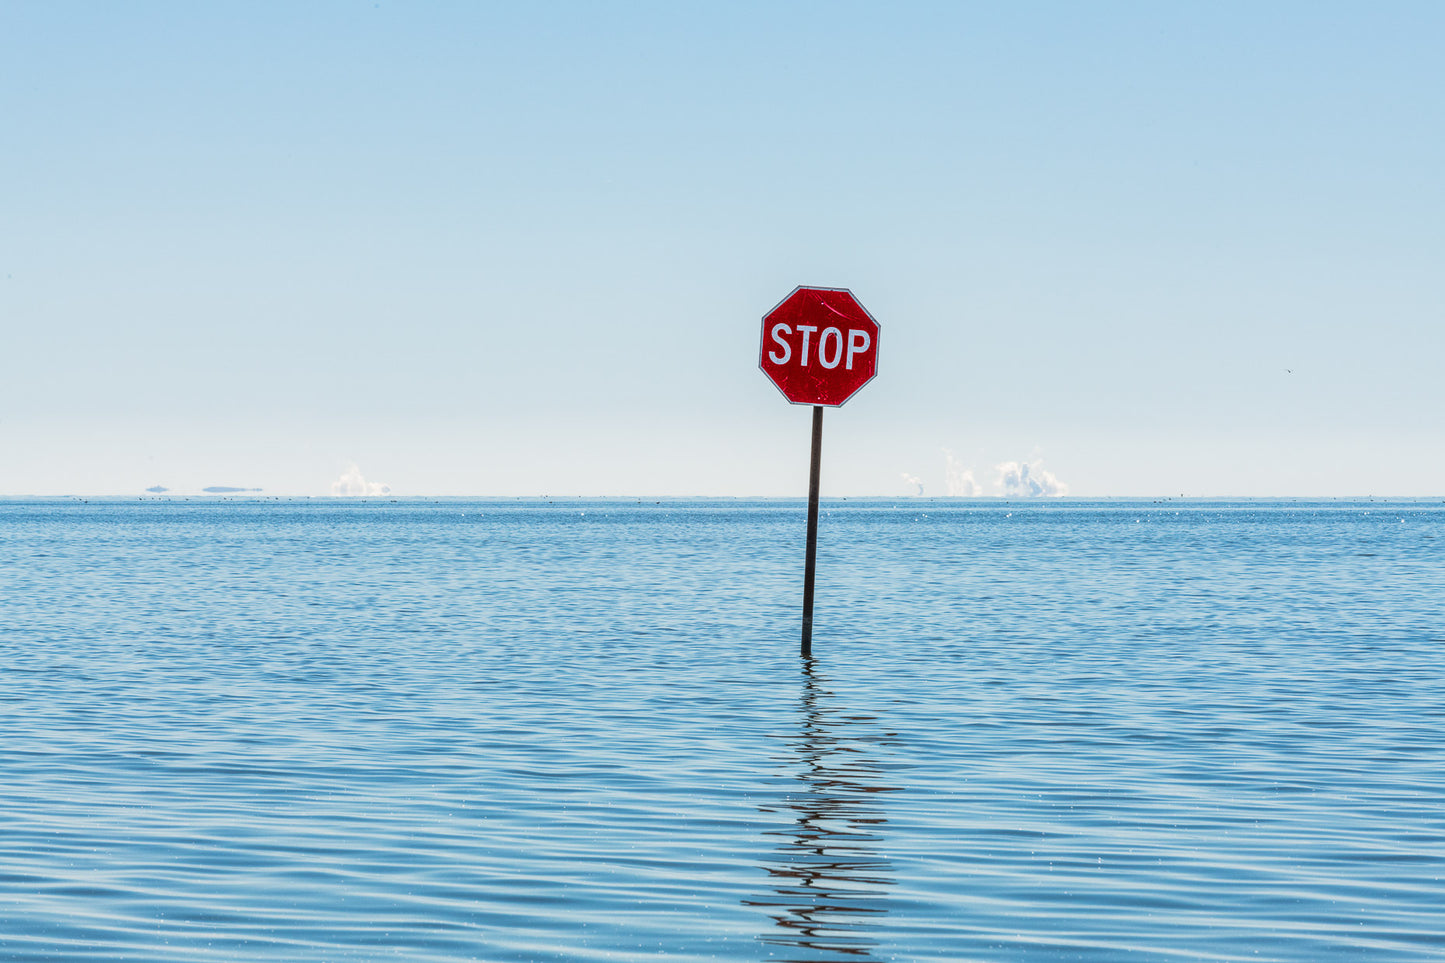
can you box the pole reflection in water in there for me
[744,660,903,962]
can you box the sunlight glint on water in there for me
[1,499,1442,961]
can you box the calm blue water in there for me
[1,498,1442,961]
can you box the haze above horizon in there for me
[3,2,1441,497]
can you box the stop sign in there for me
[759,286,880,406]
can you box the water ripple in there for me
[1,499,1442,960]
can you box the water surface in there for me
[1,499,1442,960]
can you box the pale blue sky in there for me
[3,2,1441,496]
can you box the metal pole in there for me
[801,405,823,659]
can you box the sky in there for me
[3,1,1442,497]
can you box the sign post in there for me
[758,286,880,658]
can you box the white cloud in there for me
[994,458,1068,497]
[944,450,981,496]
[900,472,924,496]
[331,463,391,496]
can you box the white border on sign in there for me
[757,284,882,407]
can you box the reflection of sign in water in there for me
[744,664,902,961]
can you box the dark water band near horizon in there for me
[1,499,1442,961]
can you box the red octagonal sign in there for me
[759,286,880,407]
